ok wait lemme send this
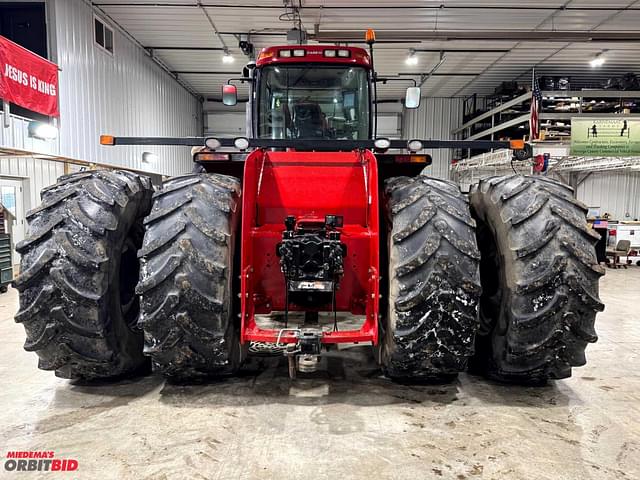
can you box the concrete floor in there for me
[1,269,639,480]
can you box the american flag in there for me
[530,73,542,140]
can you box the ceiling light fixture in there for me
[222,49,235,64]
[590,53,605,68]
[405,49,418,66]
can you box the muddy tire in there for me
[382,175,481,380]
[469,175,605,383]
[13,170,153,380]
[137,174,242,380]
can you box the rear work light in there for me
[234,137,250,150]
[292,49,305,57]
[279,49,292,57]
[337,49,350,58]
[323,50,337,57]
[374,138,391,151]
[205,137,221,150]
[407,139,423,152]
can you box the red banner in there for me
[0,35,59,117]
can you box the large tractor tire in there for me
[469,175,605,383]
[136,174,242,380]
[382,174,481,381]
[13,170,153,380]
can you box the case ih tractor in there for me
[14,34,604,384]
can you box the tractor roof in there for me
[256,45,371,69]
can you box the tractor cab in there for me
[221,45,420,141]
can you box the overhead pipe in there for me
[312,30,640,43]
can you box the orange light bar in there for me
[395,154,429,164]
[195,152,230,161]
[365,29,376,44]
[257,49,275,62]
[100,135,115,146]
[510,139,525,150]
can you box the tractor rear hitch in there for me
[277,327,323,379]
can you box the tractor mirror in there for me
[405,87,421,109]
[222,84,237,106]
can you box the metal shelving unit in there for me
[453,90,640,146]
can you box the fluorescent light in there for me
[590,54,605,68]
[27,121,58,140]
[405,49,418,65]
[222,50,235,64]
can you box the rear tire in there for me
[383,174,481,381]
[469,175,605,383]
[13,170,153,380]
[137,174,242,380]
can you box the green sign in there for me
[571,117,640,156]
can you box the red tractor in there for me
[14,37,604,384]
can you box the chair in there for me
[292,102,326,138]
[606,240,631,269]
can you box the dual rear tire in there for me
[13,171,242,382]
[382,173,603,383]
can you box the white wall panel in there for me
[48,0,201,176]
[205,112,246,136]
[403,97,464,179]
[0,114,63,213]
[577,172,640,220]
[0,115,59,155]
[377,114,401,139]
[0,155,65,214]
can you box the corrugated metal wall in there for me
[0,0,203,253]
[577,172,640,220]
[402,97,464,179]
[0,114,64,214]
[0,156,65,214]
[49,0,201,176]
[0,0,202,181]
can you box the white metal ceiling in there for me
[92,1,640,100]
